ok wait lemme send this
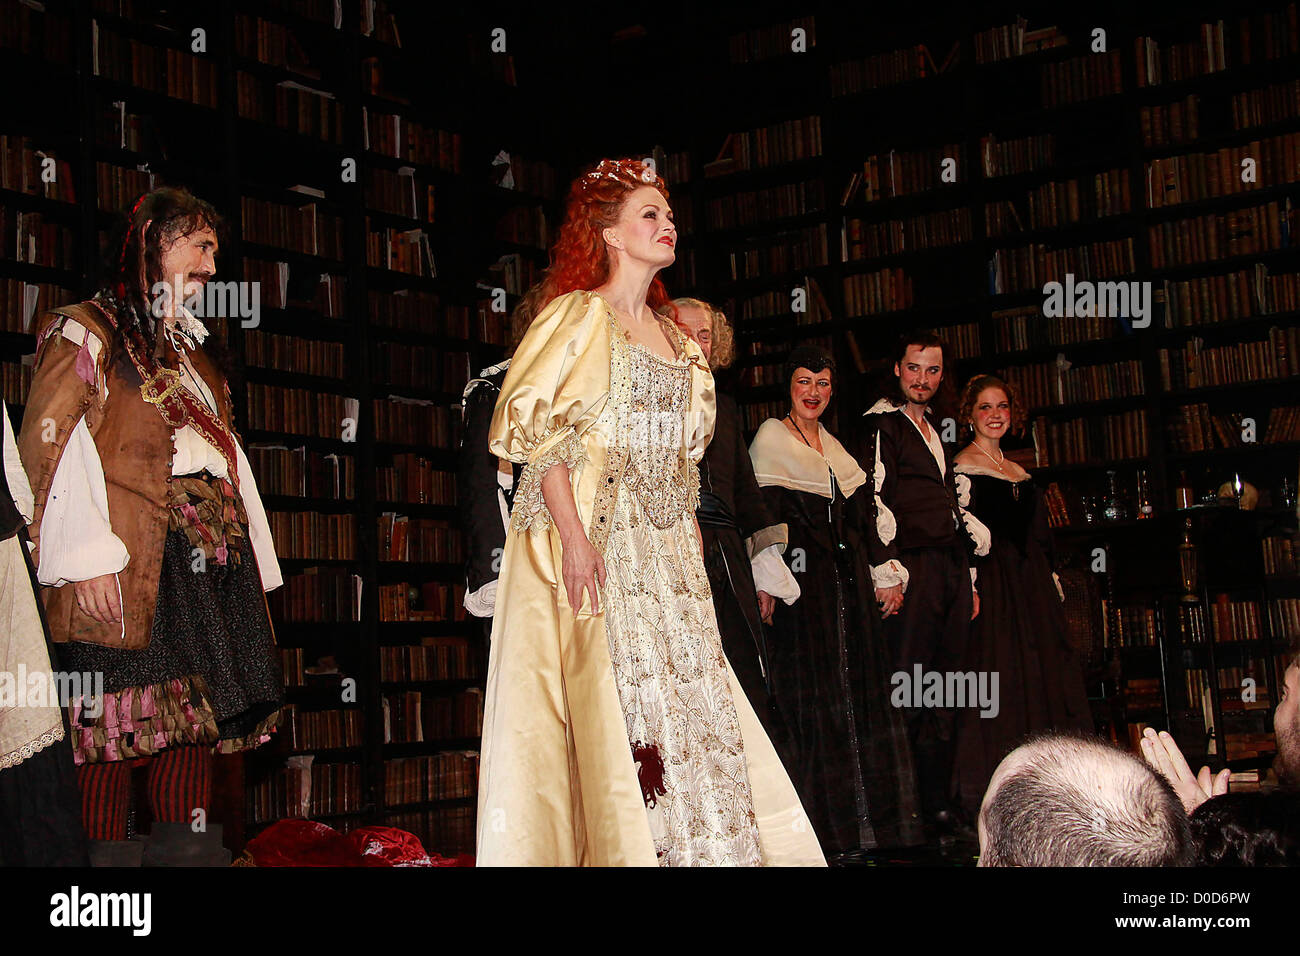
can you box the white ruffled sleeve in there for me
[751,543,800,605]
[235,442,283,592]
[3,401,33,523]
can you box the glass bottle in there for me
[1136,468,1154,519]
[1174,470,1194,509]
[1102,470,1128,522]
[1178,518,1199,603]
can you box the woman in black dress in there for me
[749,345,923,859]
[950,374,1092,819]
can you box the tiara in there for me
[579,159,659,191]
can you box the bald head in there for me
[978,733,1194,867]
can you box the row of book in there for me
[859,144,964,202]
[96,162,152,214]
[235,73,345,144]
[1146,199,1293,270]
[0,1,70,63]
[385,752,479,807]
[1268,597,1300,638]
[377,581,466,623]
[1206,596,1268,643]
[284,705,363,751]
[379,637,477,683]
[1041,50,1123,108]
[935,321,982,361]
[1173,403,1300,450]
[1141,95,1200,148]
[492,153,558,201]
[373,397,458,448]
[246,330,346,378]
[242,197,345,260]
[992,304,1132,352]
[740,400,792,433]
[383,806,473,856]
[267,511,358,560]
[1157,327,1299,390]
[365,166,436,222]
[248,445,356,500]
[0,209,76,271]
[240,258,346,317]
[1263,536,1297,576]
[1162,264,1267,326]
[382,688,484,744]
[377,515,465,564]
[999,358,1145,411]
[375,453,455,506]
[268,566,361,623]
[1145,132,1300,208]
[0,363,31,406]
[363,109,462,174]
[706,180,825,232]
[494,204,548,250]
[981,133,1054,179]
[988,238,1136,294]
[1125,677,1163,711]
[705,116,823,177]
[368,289,502,343]
[248,762,363,824]
[1,280,74,333]
[985,168,1132,237]
[727,15,816,65]
[365,224,434,276]
[732,280,829,324]
[843,208,972,261]
[973,16,1066,64]
[1136,21,1227,90]
[842,266,914,317]
[728,224,829,280]
[828,42,959,97]
[0,136,76,202]
[486,252,541,298]
[1232,77,1300,132]
[374,343,470,393]
[1101,603,1159,649]
[1030,409,1149,466]
[93,24,219,108]
[1041,481,1073,528]
[234,12,316,72]
[246,384,354,440]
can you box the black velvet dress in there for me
[950,470,1093,819]
[757,426,923,853]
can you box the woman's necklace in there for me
[975,440,1022,499]
[786,413,817,451]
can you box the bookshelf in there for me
[663,3,1300,783]
[0,0,545,855]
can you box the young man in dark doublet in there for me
[854,333,990,843]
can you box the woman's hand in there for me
[757,590,775,623]
[74,573,122,624]
[560,528,606,614]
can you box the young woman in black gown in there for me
[749,345,923,860]
[950,374,1093,819]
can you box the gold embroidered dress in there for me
[478,290,823,866]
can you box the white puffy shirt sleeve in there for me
[751,543,800,605]
[3,401,33,523]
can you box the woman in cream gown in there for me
[475,159,823,866]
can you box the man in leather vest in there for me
[17,187,283,865]
[855,332,991,844]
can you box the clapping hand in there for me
[1140,726,1230,815]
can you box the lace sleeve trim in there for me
[510,432,587,534]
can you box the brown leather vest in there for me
[18,301,235,650]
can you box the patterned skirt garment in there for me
[600,342,762,866]
[59,474,282,764]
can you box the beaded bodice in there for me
[622,342,692,528]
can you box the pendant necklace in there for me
[975,441,1020,500]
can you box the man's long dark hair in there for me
[875,329,958,418]
[98,187,226,361]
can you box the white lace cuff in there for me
[962,508,992,557]
[752,544,800,605]
[464,579,498,618]
[871,558,909,592]
[510,432,586,533]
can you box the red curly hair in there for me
[538,158,674,315]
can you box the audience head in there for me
[672,297,734,369]
[1276,658,1299,787]
[978,732,1195,867]
[959,373,1028,444]
[542,157,674,315]
[785,344,835,428]
[889,331,954,414]
[1191,791,1300,866]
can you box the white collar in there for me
[749,418,867,499]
